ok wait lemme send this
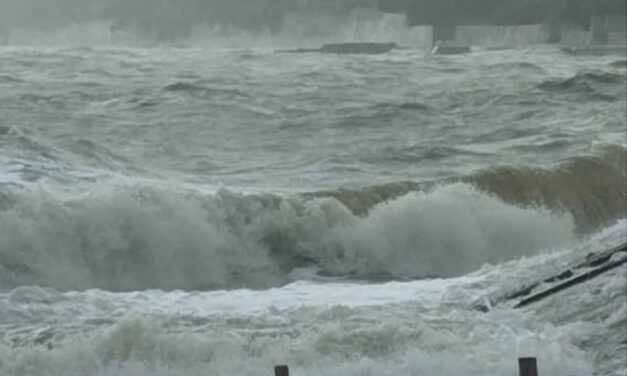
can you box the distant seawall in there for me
[390,0,626,29]
[1,0,625,42]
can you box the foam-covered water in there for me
[0,222,624,376]
[0,32,626,375]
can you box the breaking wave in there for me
[0,182,575,292]
[1,144,623,292]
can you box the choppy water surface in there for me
[0,44,625,375]
[1,46,624,189]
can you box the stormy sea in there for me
[0,25,626,376]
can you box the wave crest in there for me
[467,144,627,232]
[536,71,626,101]
[313,145,627,233]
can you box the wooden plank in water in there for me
[474,242,627,312]
[515,252,627,308]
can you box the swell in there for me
[466,144,627,233]
[609,60,627,68]
[488,61,546,73]
[0,75,24,83]
[311,145,627,233]
[536,71,626,101]
[0,127,135,177]
[163,81,247,99]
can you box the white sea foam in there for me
[0,221,624,376]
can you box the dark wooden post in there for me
[519,358,538,376]
[275,365,289,376]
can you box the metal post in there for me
[275,365,289,376]
[519,357,538,376]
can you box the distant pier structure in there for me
[373,0,627,46]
